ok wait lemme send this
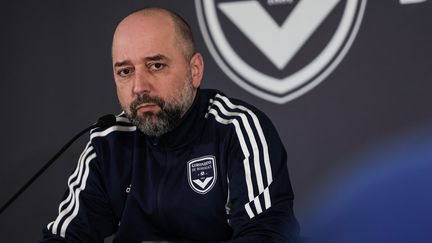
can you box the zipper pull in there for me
[152,136,159,146]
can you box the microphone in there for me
[0,114,117,215]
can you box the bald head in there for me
[111,7,204,137]
[113,8,195,61]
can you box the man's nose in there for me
[132,70,152,95]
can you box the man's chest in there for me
[111,142,233,241]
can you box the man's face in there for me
[111,12,202,136]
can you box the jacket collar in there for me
[144,88,208,149]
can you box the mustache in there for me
[130,93,166,115]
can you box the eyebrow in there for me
[113,54,169,68]
[144,54,168,62]
[114,60,131,67]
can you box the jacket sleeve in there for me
[223,110,300,243]
[40,142,117,243]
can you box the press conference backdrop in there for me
[1,1,431,242]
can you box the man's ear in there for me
[190,52,204,88]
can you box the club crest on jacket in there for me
[187,156,217,194]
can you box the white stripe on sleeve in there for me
[60,152,97,237]
[211,100,267,215]
[216,94,273,209]
[50,125,135,237]
[51,145,94,235]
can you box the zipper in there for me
[156,149,170,222]
[152,136,160,146]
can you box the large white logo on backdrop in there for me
[196,0,367,104]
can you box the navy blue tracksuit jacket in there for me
[41,89,299,242]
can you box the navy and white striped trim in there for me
[206,94,273,219]
[47,115,136,238]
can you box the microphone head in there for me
[97,114,117,128]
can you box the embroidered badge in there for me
[187,156,217,194]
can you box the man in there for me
[42,7,299,242]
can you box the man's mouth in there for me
[136,103,159,113]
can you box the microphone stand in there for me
[0,115,116,215]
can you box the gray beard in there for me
[124,78,194,137]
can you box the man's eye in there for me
[117,68,133,77]
[149,63,166,71]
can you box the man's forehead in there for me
[112,12,177,58]
[114,10,175,38]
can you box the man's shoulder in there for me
[89,113,137,143]
[201,88,271,124]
